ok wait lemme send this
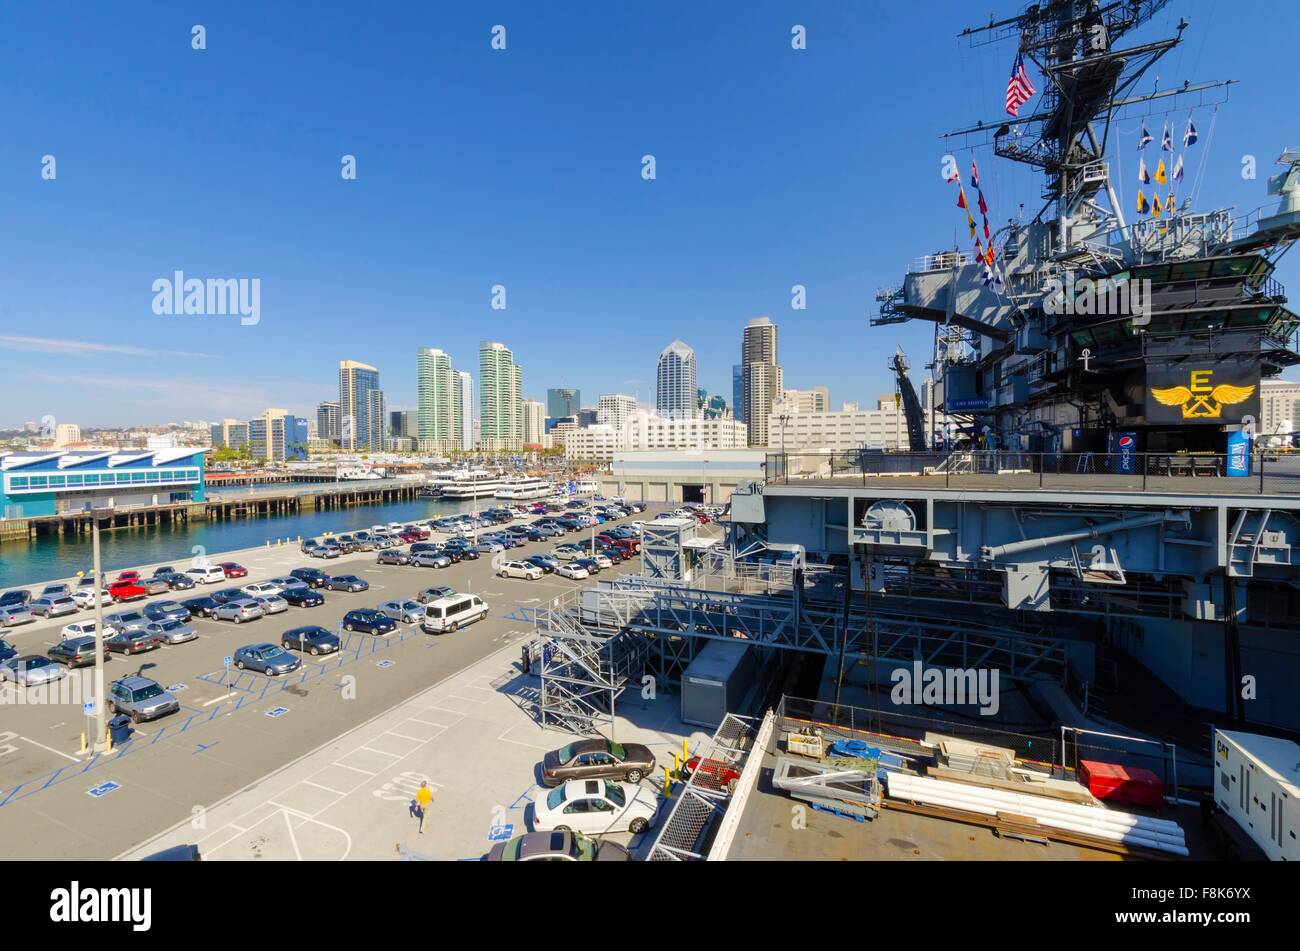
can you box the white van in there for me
[185,565,226,585]
[422,594,488,634]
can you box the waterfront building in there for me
[417,347,463,451]
[606,449,766,504]
[522,399,547,448]
[363,389,386,452]
[338,360,382,452]
[479,341,523,451]
[316,401,341,444]
[780,387,829,414]
[0,448,207,518]
[596,394,637,431]
[741,317,782,447]
[209,419,250,451]
[766,401,926,453]
[564,410,747,462]
[457,371,473,452]
[656,340,699,419]
[249,408,309,463]
[546,388,581,431]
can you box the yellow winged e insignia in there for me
[1150,386,1191,406]
[1211,383,1256,406]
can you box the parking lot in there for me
[0,505,677,859]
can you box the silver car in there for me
[29,596,79,618]
[249,595,288,616]
[0,655,67,686]
[213,599,265,624]
[411,551,452,568]
[268,576,310,593]
[147,619,199,645]
[108,675,179,722]
[40,583,73,599]
[377,599,424,624]
[0,606,35,627]
[104,610,150,635]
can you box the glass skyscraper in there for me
[656,340,698,419]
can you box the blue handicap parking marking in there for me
[223,656,233,668]
[87,781,121,799]
[376,659,395,669]
[265,706,290,719]
[167,683,188,693]
[487,823,514,842]
[82,701,94,717]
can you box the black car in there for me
[163,572,196,590]
[289,567,330,588]
[438,547,464,563]
[524,555,557,574]
[281,625,340,655]
[210,587,247,605]
[181,596,221,618]
[0,590,32,608]
[281,587,325,608]
[377,549,412,566]
[342,609,396,635]
[443,543,479,560]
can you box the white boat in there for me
[573,478,599,496]
[495,476,554,500]
[434,469,502,500]
[337,465,385,481]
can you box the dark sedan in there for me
[541,739,656,787]
[290,567,330,588]
[443,543,479,560]
[281,587,325,607]
[145,600,191,622]
[326,575,369,593]
[163,571,196,590]
[106,630,163,655]
[524,555,558,573]
[281,625,340,655]
[342,609,396,635]
[181,596,221,618]
[48,636,111,668]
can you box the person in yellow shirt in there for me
[415,781,433,834]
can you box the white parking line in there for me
[18,734,80,762]
[202,692,238,707]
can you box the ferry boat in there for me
[431,469,501,500]
[494,476,554,501]
[572,477,599,496]
[337,465,385,481]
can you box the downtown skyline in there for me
[4,1,1298,428]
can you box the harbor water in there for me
[0,494,495,589]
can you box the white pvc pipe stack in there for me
[885,773,1188,857]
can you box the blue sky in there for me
[1,0,1295,426]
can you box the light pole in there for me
[91,509,107,752]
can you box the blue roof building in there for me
[0,449,208,519]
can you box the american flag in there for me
[1005,53,1036,117]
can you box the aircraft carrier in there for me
[729,0,1300,738]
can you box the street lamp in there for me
[91,507,108,752]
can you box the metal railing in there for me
[765,450,1300,495]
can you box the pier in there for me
[0,478,429,544]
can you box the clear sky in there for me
[1,0,1295,426]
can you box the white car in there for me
[498,560,543,580]
[241,582,284,599]
[72,587,112,609]
[185,565,227,585]
[555,563,589,580]
[532,779,659,836]
[590,554,613,570]
[61,621,99,639]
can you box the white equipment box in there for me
[1213,729,1299,861]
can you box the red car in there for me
[219,562,248,579]
[107,580,146,602]
[115,570,142,584]
[682,756,741,793]
[398,530,421,543]
[695,513,712,524]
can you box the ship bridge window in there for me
[1071,330,1095,347]
[1211,257,1261,279]
[1170,261,1212,282]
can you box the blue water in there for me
[0,496,495,589]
